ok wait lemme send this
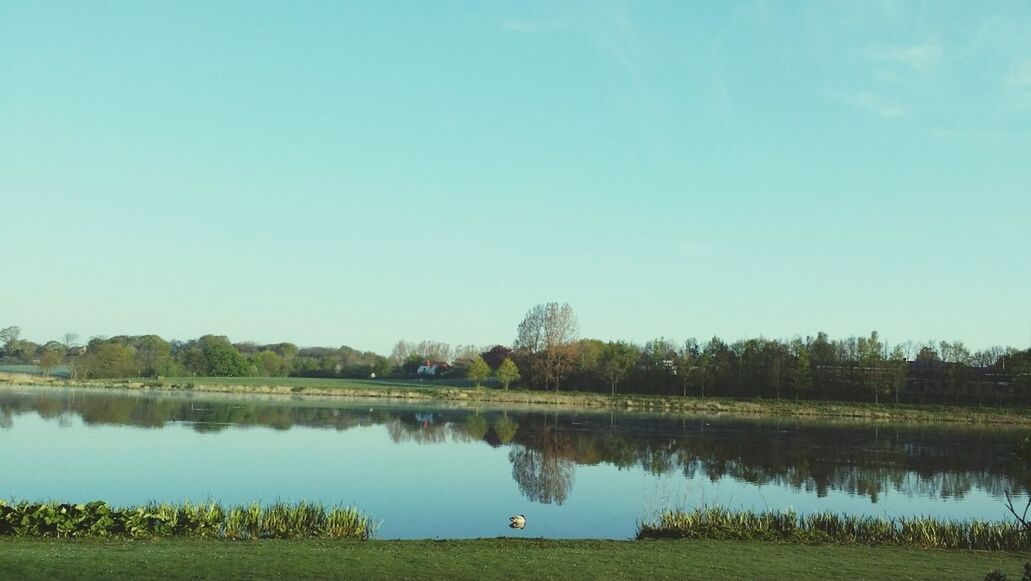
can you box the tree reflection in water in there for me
[1,387,1028,506]
[508,413,576,504]
[509,446,575,504]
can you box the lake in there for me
[1,385,1027,539]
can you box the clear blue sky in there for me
[2,1,1029,354]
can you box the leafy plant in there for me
[0,500,373,540]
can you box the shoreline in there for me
[3,372,1030,426]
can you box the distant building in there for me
[662,359,678,375]
[416,360,451,377]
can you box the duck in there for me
[509,514,526,529]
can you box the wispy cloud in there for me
[501,3,651,103]
[838,92,908,118]
[591,2,640,81]
[832,44,942,118]
[864,44,942,70]
[706,1,773,114]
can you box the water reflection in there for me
[510,447,575,504]
[1,386,1028,509]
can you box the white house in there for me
[416,360,451,376]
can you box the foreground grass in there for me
[0,538,1026,581]
[5,372,1031,425]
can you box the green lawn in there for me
[0,364,71,379]
[155,375,477,390]
[0,538,1026,581]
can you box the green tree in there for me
[38,345,63,378]
[197,335,250,377]
[702,336,734,397]
[600,341,638,396]
[768,341,787,401]
[177,342,207,376]
[13,340,38,363]
[0,326,20,357]
[810,331,835,369]
[467,355,490,387]
[676,340,699,397]
[888,345,908,405]
[858,331,885,403]
[254,350,286,376]
[645,337,677,393]
[789,337,811,401]
[941,339,972,402]
[370,357,391,377]
[78,341,136,378]
[496,358,521,390]
[916,343,940,363]
[133,335,173,377]
[575,339,604,375]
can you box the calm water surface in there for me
[1,385,1027,539]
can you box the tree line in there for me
[3,302,1030,405]
[503,303,1031,404]
[0,327,390,380]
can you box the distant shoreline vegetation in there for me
[2,303,1030,407]
[5,375,1031,427]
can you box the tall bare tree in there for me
[515,303,578,391]
[0,326,20,355]
[390,340,414,369]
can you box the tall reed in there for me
[0,500,374,540]
[637,507,1029,551]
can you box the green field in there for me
[157,375,478,390]
[7,372,1031,426]
[0,538,1026,581]
[0,364,71,379]
[0,373,482,392]
[5,370,1031,426]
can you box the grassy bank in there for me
[0,537,1027,581]
[4,372,1031,426]
[638,508,1029,551]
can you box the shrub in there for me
[0,500,374,540]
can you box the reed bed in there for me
[637,507,1029,551]
[0,500,374,540]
